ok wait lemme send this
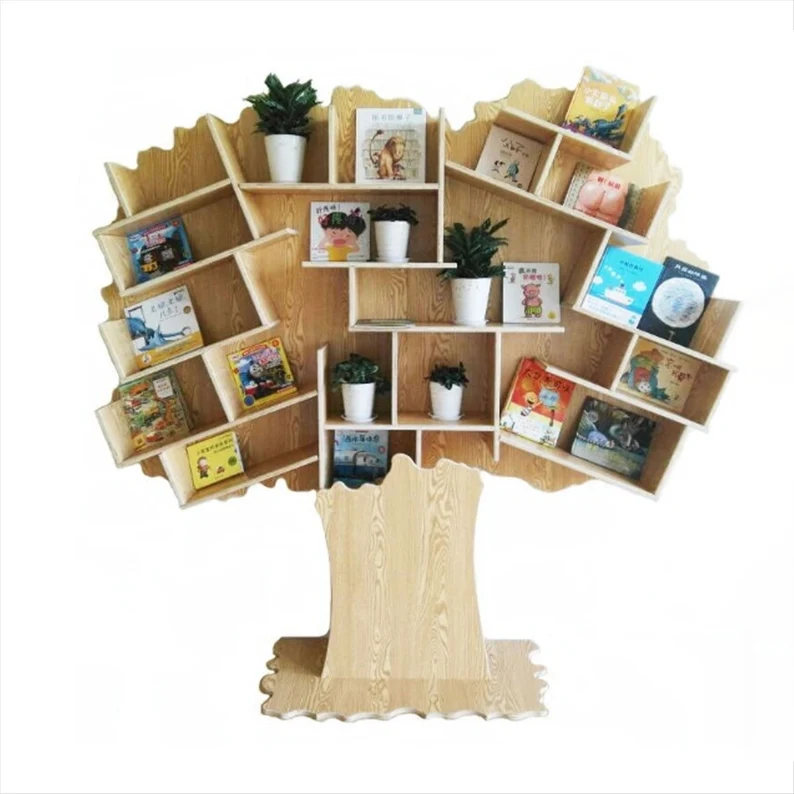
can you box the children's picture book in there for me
[309,202,370,262]
[118,369,192,452]
[637,257,720,347]
[502,263,561,324]
[562,163,643,229]
[581,246,664,328]
[127,218,193,284]
[355,108,426,183]
[500,358,576,447]
[124,284,204,369]
[186,431,244,491]
[617,339,700,412]
[570,397,656,480]
[562,66,640,149]
[332,430,389,488]
[226,337,297,410]
[475,125,545,191]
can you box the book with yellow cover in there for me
[227,337,297,410]
[562,66,639,149]
[186,431,244,490]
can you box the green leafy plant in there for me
[244,74,320,138]
[427,362,470,390]
[367,204,419,225]
[438,218,509,280]
[332,353,390,392]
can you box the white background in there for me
[1,1,793,792]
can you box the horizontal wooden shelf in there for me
[240,182,440,194]
[499,430,655,500]
[302,261,446,269]
[396,412,494,431]
[351,320,565,334]
[324,416,393,429]
[445,161,647,247]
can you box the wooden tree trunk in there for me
[261,454,546,720]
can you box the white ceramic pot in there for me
[264,134,307,182]
[374,220,411,262]
[342,382,376,422]
[430,382,464,421]
[451,277,492,326]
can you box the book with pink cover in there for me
[563,163,643,230]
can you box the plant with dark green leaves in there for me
[244,74,320,138]
[332,354,390,392]
[427,362,470,390]
[367,204,419,225]
[438,218,509,280]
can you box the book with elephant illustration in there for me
[502,263,560,324]
[355,108,426,183]
[309,202,370,262]
[124,284,203,369]
[570,397,656,480]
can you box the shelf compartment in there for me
[302,261,443,269]
[397,412,494,431]
[326,428,418,488]
[95,180,253,292]
[445,161,647,247]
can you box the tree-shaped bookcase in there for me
[95,80,739,719]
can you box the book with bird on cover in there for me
[475,125,544,191]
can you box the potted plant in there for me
[332,353,390,423]
[427,362,469,421]
[367,204,419,263]
[438,218,509,326]
[244,73,320,183]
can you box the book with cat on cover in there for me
[503,263,561,324]
[124,284,203,369]
[309,202,370,262]
[500,358,575,447]
[616,339,700,412]
[637,257,720,347]
[581,246,664,328]
[570,397,656,480]
[355,107,426,183]
[563,163,643,230]
[118,369,192,452]
[562,66,640,149]
[332,429,389,488]
[227,337,297,410]
[126,217,193,284]
[475,125,545,191]
[186,431,244,491]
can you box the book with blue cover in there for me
[332,430,389,488]
[581,246,664,327]
[127,217,193,284]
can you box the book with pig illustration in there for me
[502,263,560,324]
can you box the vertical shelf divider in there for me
[436,108,447,263]
[492,331,502,463]
[328,103,339,184]
[317,344,329,490]
[529,132,562,196]
[391,331,400,426]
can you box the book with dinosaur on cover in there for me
[126,217,193,284]
[475,125,545,191]
[355,108,426,183]
[500,357,575,447]
[562,66,640,149]
[118,369,192,452]
[186,431,245,491]
[226,337,297,410]
[332,429,389,488]
[309,202,370,262]
[570,397,656,480]
[124,284,203,369]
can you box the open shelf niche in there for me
[96,81,739,504]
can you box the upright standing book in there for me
[124,284,203,369]
[500,358,575,447]
[581,246,664,328]
[186,431,245,491]
[127,217,193,284]
[332,430,389,488]
[475,125,545,191]
[355,108,426,183]
[563,163,643,230]
[226,337,297,410]
[502,263,560,324]
[637,257,720,347]
[309,202,370,262]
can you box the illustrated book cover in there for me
[617,339,700,412]
[118,369,192,452]
[126,217,193,284]
[562,163,643,229]
[570,397,656,480]
[186,431,244,491]
[503,263,561,324]
[124,284,203,369]
[475,125,545,191]
[227,337,297,410]
[500,357,576,447]
[637,257,720,347]
[332,429,389,488]
[355,107,426,183]
[581,246,664,327]
[562,66,640,149]
[309,202,370,262]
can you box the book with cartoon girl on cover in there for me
[309,202,370,262]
